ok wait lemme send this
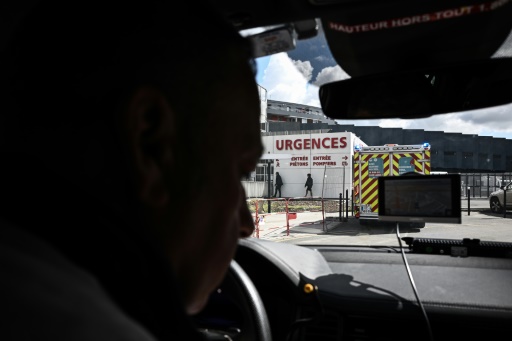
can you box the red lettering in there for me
[409,16,418,24]
[459,6,473,15]
[442,9,455,18]
[331,137,338,149]
[312,138,321,149]
[285,140,292,150]
[293,139,302,149]
[401,17,412,25]
[340,137,347,148]
[328,2,502,34]
[304,139,311,149]
[322,137,330,148]
[276,140,284,150]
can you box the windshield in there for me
[242,20,512,247]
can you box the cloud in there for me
[261,53,319,106]
[291,60,313,82]
[313,65,350,87]
[314,55,333,63]
[373,106,512,138]
[457,105,512,130]
[257,53,512,139]
[337,111,512,139]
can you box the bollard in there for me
[351,190,354,216]
[467,188,470,216]
[267,162,272,214]
[285,199,290,236]
[322,198,326,232]
[504,187,507,219]
[255,200,260,239]
[346,189,349,220]
[339,193,342,222]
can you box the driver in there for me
[0,0,263,339]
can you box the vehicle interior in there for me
[193,0,512,340]
[2,1,510,341]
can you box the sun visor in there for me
[321,0,512,77]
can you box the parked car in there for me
[489,182,512,213]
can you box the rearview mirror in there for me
[319,58,512,120]
[249,25,296,58]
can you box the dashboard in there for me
[213,238,512,341]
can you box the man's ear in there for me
[121,86,175,208]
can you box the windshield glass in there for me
[242,20,512,247]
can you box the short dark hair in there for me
[1,0,251,152]
[0,0,253,208]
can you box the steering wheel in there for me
[195,260,272,341]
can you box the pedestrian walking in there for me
[273,172,283,197]
[305,173,313,197]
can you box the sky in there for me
[254,47,512,140]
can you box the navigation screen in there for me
[378,174,461,224]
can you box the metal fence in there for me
[245,172,512,199]
[460,172,512,198]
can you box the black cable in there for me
[396,223,434,341]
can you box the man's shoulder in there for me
[0,220,159,341]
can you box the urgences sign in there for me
[276,137,348,150]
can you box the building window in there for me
[255,166,267,182]
[444,151,456,156]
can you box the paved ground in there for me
[251,198,512,244]
[460,197,490,211]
